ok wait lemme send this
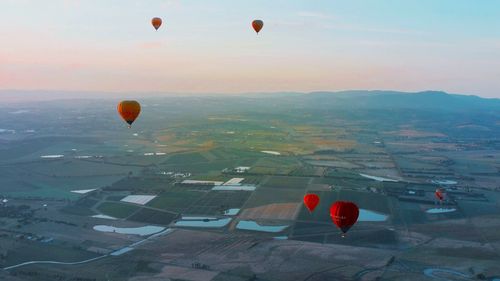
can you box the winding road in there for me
[2,228,174,271]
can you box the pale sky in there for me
[1,0,499,98]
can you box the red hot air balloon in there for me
[330,201,359,236]
[435,188,445,202]
[252,20,264,34]
[151,17,162,31]
[303,194,320,213]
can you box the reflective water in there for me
[174,218,232,228]
[358,209,388,222]
[236,220,289,233]
[93,225,165,236]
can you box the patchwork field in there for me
[96,202,140,219]
[239,203,301,221]
[1,94,499,280]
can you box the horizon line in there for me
[1,88,498,103]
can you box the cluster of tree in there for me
[10,270,94,281]
[0,205,33,219]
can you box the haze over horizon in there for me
[1,2,500,281]
[2,89,499,104]
[1,0,500,98]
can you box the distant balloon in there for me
[117,100,141,128]
[151,17,162,31]
[252,20,264,34]
[303,194,320,213]
[330,201,359,236]
[435,188,445,202]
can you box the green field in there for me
[128,208,178,225]
[250,157,301,175]
[185,190,252,215]
[0,160,129,200]
[62,197,99,216]
[148,189,207,213]
[96,202,140,218]
[262,175,311,190]
[105,176,174,193]
[4,242,99,267]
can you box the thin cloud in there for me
[138,41,165,49]
[352,39,451,48]
[297,11,333,20]
[321,23,423,35]
[273,20,304,27]
[295,12,420,35]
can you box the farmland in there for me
[0,92,499,280]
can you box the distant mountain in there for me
[304,90,500,112]
[1,90,499,113]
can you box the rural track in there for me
[301,265,347,281]
[2,255,108,271]
[2,228,174,271]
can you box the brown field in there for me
[207,116,248,121]
[359,168,401,178]
[306,160,360,169]
[384,129,447,138]
[385,142,459,152]
[132,229,397,281]
[292,125,324,134]
[198,140,216,150]
[304,155,343,161]
[129,265,219,281]
[309,138,357,151]
[239,203,301,220]
[155,131,176,142]
[273,143,313,155]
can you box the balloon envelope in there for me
[117,100,141,127]
[435,188,445,201]
[252,20,264,33]
[303,194,320,212]
[330,201,359,234]
[152,17,162,30]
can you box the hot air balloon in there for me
[151,17,162,31]
[330,201,359,236]
[117,100,141,128]
[252,20,264,34]
[303,194,320,213]
[435,188,445,202]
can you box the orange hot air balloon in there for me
[330,201,359,236]
[252,20,264,34]
[303,194,320,213]
[117,100,141,128]
[151,17,162,31]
